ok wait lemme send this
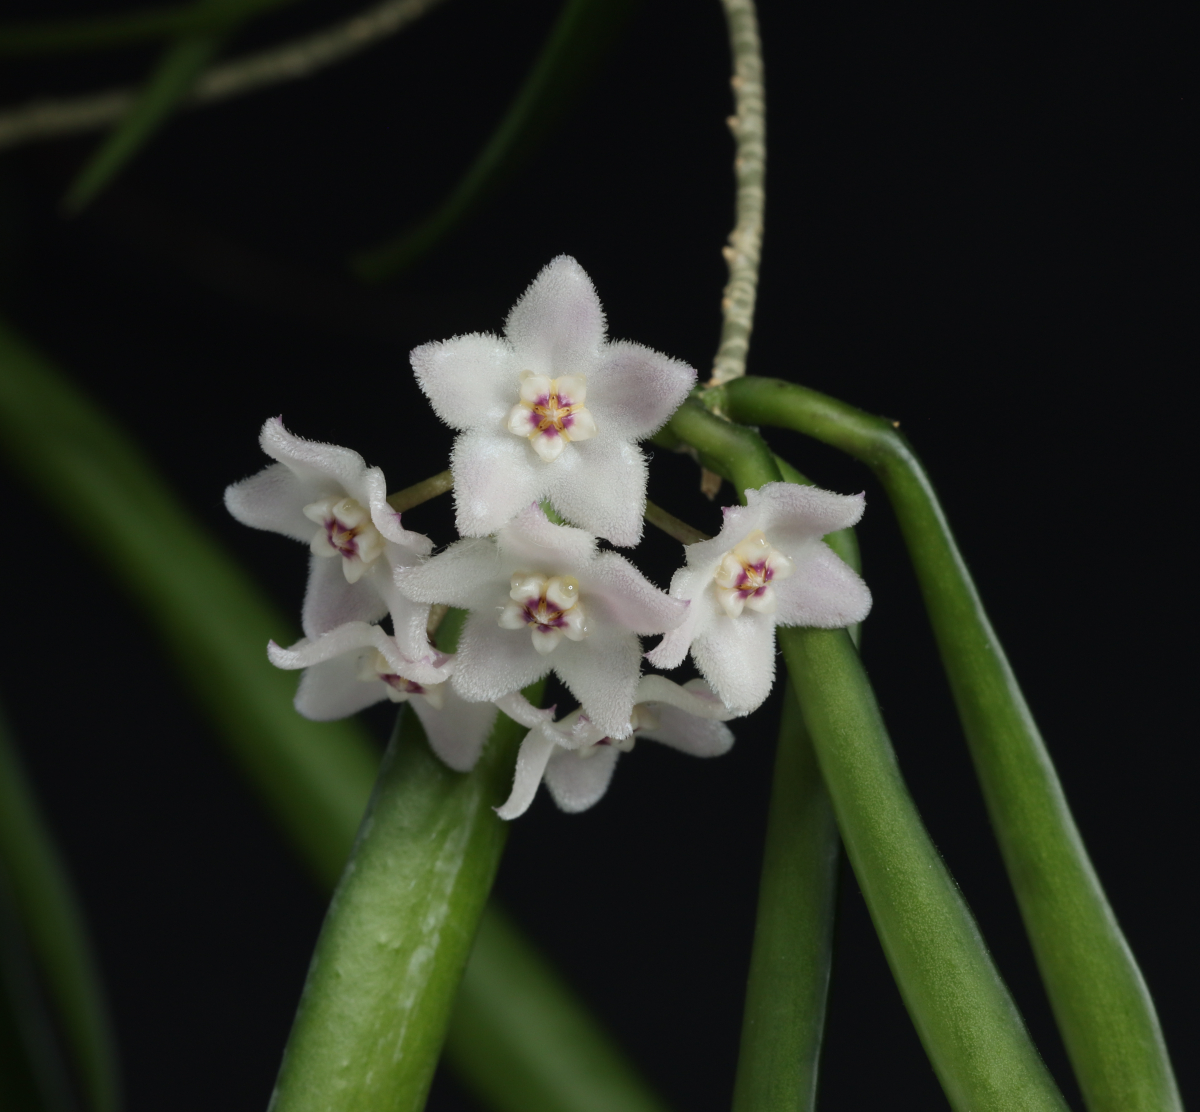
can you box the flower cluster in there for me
[226,257,871,815]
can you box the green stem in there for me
[779,627,1068,1111]
[387,467,454,513]
[269,694,536,1112]
[731,683,837,1112]
[721,374,1181,1112]
[0,708,121,1112]
[668,394,1068,1111]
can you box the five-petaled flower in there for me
[224,418,437,666]
[646,483,872,714]
[266,621,551,772]
[409,255,696,547]
[496,676,739,819]
[397,503,688,738]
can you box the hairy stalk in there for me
[388,468,454,513]
[709,0,765,386]
[720,374,1181,1112]
[644,498,711,545]
[0,0,449,153]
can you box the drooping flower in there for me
[267,622,550,772]
[396,504,688,738]
[409,255,696,546]
[496,677,738,819]
[646,482,872,714]
[224,418,436,663]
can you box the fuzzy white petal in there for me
[258,417,376,505]
[302,554,387,638]
[690,609,778,714]
[748,483,866,549]
[583,552,687,635]
[494,691,558,731]
[550,625,642,739]
[546,437,648,547]
[293,652,390,720]
[495,731,557,820]
[411,692,498,773]
[450,429,544,538]
[395,537,502,610]
[543,744,621,813]
[774,543,873,628]
[496,504,597,571]
[503,256,606,380]
[410,333,517,430]
[589,339,696,442]
[223,461,318,542]
[452,610,550,702]
[644,566,715,669]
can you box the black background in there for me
[0,0,1192,1109]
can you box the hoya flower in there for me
[646,483,872,714]
[410,255,696,546]
[225,418,435,662]
[267,622,549,772]
[397,504,688,738]
[496,677,738,819]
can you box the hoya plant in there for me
[0,1,1187,1111]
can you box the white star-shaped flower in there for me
[496,677,739,819]
[267,622,550,772]
[646,483,873,714]
[409,255,696,546]
[224,418,435,664]
[397,504,688,738]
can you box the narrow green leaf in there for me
[731,683,837,1112]
[0,0,303,56]
[351,0,637,281]
[0,708,121,1112]
[270,695,538,1112]
[0,318,673,1112]
[720,374,1182,1112]
[63,31,223,215]
[666,400,1069,1111]
[447,906,671,1112]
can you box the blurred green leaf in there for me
[446,905,671,1112]
[0,0,304,56]
[62,33,223,215]
[351,0,637,281]
[0,708,120,1112]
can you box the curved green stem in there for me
[780,627,1068,1111]
[0,709,121,1112]
[721,374,1181,1112]
[667,393,1068,1111]
[731,683,837,1112]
